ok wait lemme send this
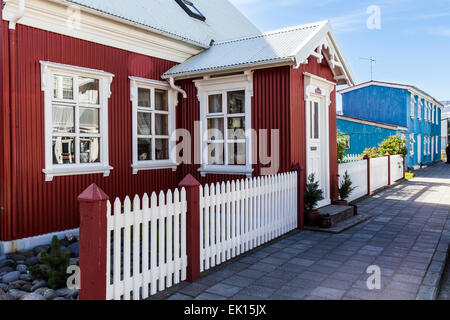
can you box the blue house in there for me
[337,115,408,155]
[338,81,443,169]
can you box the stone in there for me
[7,253,26,261]
[56,287,78,298]
[59,239,71,248]
[22,283,33,292]
[0,259,16,268]
[53,297,67,301]
[43,289,58,300]
[65,233,78,243]
[0,283,8,291]
[20,293,46,300]
[0,266,15,273]
[0,289,15,301]
[34,287,49,295]
[7,289,28,299]
[20,274,33,282]
[9,280,28,289]
[16,264,28,273]
[67,243,79,257]
[31,280,47,292]
[22,251,35,258]
[2,271,20,283]
[59,245,71,256]
[24,256,40,267]
[33,245,50,255]
[69,258,79,266]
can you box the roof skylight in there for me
[175,0,206,21]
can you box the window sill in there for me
[43,165,113,182]
[132,162,178,174]
[198,166,254,178]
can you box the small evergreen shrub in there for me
[338,171,356,201]
[28,235,71,289]
[304,173,324,211]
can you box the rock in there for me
[59,239,71,247]
[7,289,28,299]
[9,280,28,290]
[0,259,16,268]
[7,253,26,261]
[2,271,20,283]
[32,245,50,256]
[34,287,49,295]
[69,258,79,266]
[31,280,47,292]
[0,290,15,301]
[0,283,8,290]
[55,287,78,298]
[43,289,58,300]
[16,264,28,273]
[65,233,78,243]
[24,256,40,267]
[0,266,15,273]
[21,283,33,292]
[20,293,46,300]
[59,245,71,256]
[22,251,35,258]
[67,243,79,257]
[19,274,33,282]
[53,297,67,301]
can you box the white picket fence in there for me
[106,189,188,300]
[390,155,404,182]
[339,155,404,202]
[199,172,298,272]
[342,154,361,163]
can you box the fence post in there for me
[292,163,305,230]
[178,174,201,283]
[385,152,391,185]
[77,184,109,300]
[363,155,371,195]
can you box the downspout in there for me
[0,1,5,241]
[8,0,25,240]
[168,77,187,99]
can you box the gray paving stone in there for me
[205,283,241,297]
[179,283,208,297]
[168,293,193,300]
[310,286,346,300]
[236,285,276,299]
[222,275,255,288]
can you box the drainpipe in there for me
[8,0,25,240]
[168,77,187,99]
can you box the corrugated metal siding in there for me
[3,24,179,240]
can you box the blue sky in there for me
[229,0,450,102]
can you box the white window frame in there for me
[418,98,422,120]
[432,105,435,124]
[195,73,254,178]
[40,61,114,182]
[436,135,439,154]
[129,76,178,174]
[410,94,416,119]
[409,133,415,157]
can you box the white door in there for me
[417,134,421,165]
[306,97,330,208]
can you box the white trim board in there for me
[337,115,408,131]
[3,0,202,63]
[0,228,79,257]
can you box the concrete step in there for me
[319,205,354,226]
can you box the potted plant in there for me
[335,170,356,206]
[304,173,324,226]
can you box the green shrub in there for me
[337,130,349,163]
[304,173,324,211]
[361,147,380,159]
[28,236,71,289]
[338,171,356,201]
[378,135,407,158]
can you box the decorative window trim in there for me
[418,98,423,120]
[409,133,415,157]
[129,76,178,174]
[40,61,114,182]
[195,73,254,178]
[410,94,416,119]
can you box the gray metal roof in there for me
[163,21,326,78]
[62,0,260,47]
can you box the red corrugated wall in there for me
[1,23,180,241]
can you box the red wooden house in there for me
[0,0,354,253]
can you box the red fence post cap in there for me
[363,155,370,160]
[78,184,109,202]
[385,152,390,156]
[178,174,201,188]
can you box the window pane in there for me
[228,91,245,114]
[207,143,224,165]
[314,102,319,139]
[155,89,168,111]
[138,88,151,108]
[228,117,245,140]
[155,139,169,160]
[309,102,313,139]
[52,105,75,133]
[80,137,100,163]
[53,75,74,100]
[208,94,222,113]
[137,112,151,135]
[138,138,152,161]
[52,137,75,164]
[79,77,99,104]
[207,118,224,140]
[228,143,246,165]
[79,107,100,134]
[155,114,168,135]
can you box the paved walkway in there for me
[166,163,450,300]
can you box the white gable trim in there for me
[337,115,408,131]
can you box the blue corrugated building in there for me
[338,81,443,169]
[337,115,408,155]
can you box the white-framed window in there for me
[432,105,435,124]
[410,94,416,118]
[195,73,253,177]
[40,61,114,182]
[428,136,431,155]
[409,133,415,157]
[418,98,422,120]
[436,135,439,153]
[129,77,178,174]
